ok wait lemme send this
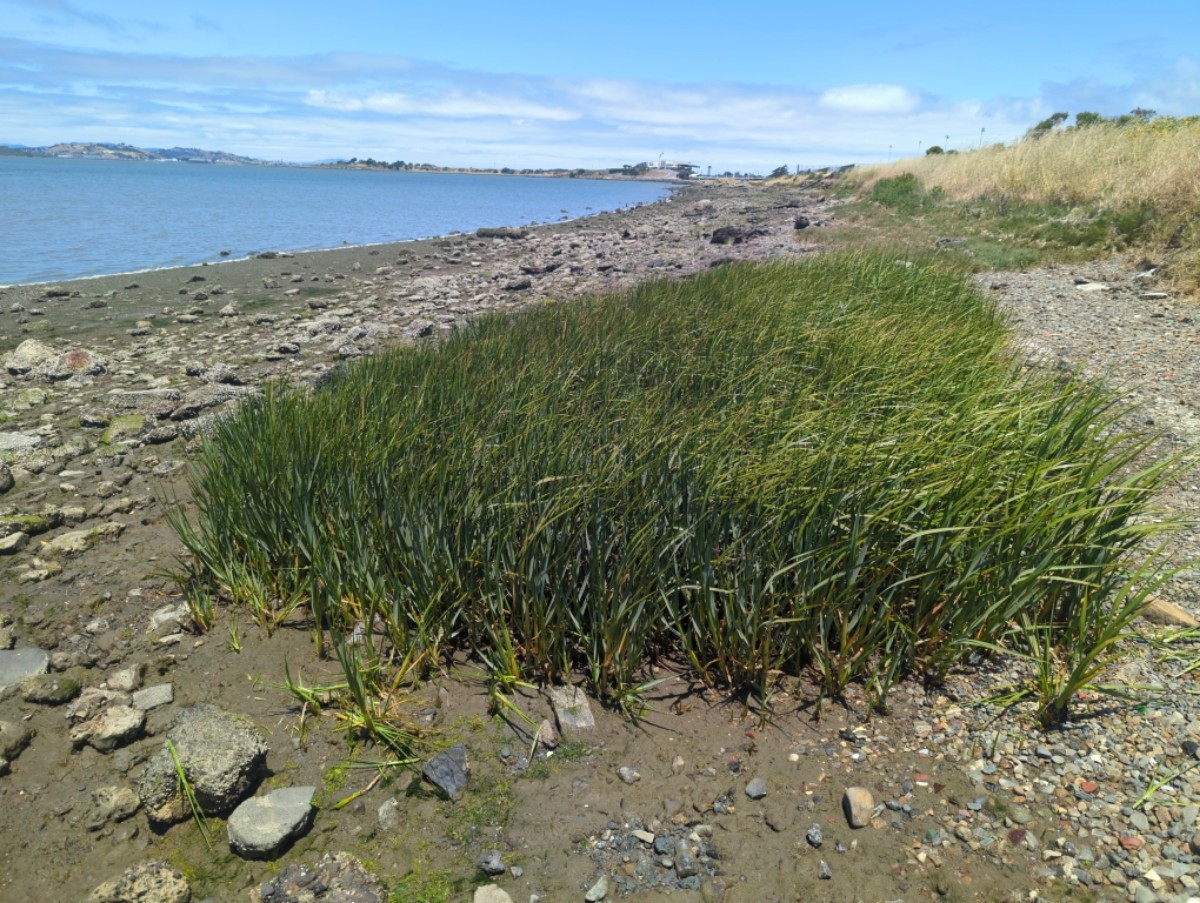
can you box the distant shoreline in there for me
[1,141,696,182]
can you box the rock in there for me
[842,786,874,828]
[474,886,514,903]
[21,672,80,705]
[42,521,125,556]
[80,408,113,428]
[228,786,316,859]
[504,277,532,291]
[108,663,145,692]
[745,777,768,799]
[67,686,131,720]
[618,766,641,784]
[794,215,811,230]
[536,717,559,749]
[3,339,56,375]
[818,860,833,880]
[0,531,28,554]
[806,823,824,847]
[0,431,42,451]
[70,704,145,752]
[88,785,142,830]
[1140,596,1200,628]
[548,685,595,731]
[0,461,13,494]
[249,851,386,903]
[377,796,401,831]
[0,719,34,761]
[401,319,435,340]
[710,225,768,245]
[86,860,191,903]
[675,840,700,878]
[422,742,469,801]
[476,849,506,876]
[138,704,269,828]
[132,684,174,711]
[0,646,48,689]
[584,874,609,902]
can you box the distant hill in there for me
[7,142,264,164]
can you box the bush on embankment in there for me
[170,254,1181,734]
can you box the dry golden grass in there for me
[850,118,1200,215]
[837,117,1200,293]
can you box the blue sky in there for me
[3,0,1199,172]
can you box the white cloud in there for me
[2,36,1198,172]
[818,84,920,114]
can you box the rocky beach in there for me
[2,177,1200,903]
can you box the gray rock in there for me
[86,860,190,903]
[21,672,80,705]
[806,823,824,848]
[675,840,699,878]
[0,719,34,761]
[818,860,833,880]
[548,685,595,731]
[0,646,48,690]
[0,462,13,494]
[0,431,41,451]
[842,786,874,828]
[228,786,316,859]
[422,742,469,801]
[132,684,174,711]
[745,777,768,799]
[249,851,385,903]
[476,849,506,876]
[138,703,268,828]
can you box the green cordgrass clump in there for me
[170,254,1180,726]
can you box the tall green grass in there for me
[169,254,1182,728]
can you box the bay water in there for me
[0,156,674,286]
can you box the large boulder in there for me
[137,704,268,829]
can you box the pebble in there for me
[806,824,823,848]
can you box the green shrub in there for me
[869,174,930,212]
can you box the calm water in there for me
[0,157,674,285]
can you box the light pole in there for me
[979,127,986,148]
